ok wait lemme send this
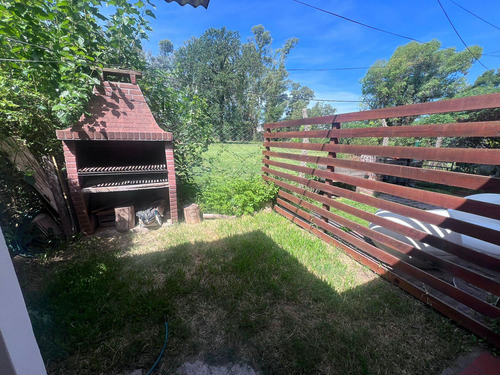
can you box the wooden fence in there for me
[262,93,500,347]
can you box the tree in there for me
[159,39,174,56]
[307,102,336,118]
[141,63,212,185]
[361,39,481,124]
[285,82,314,120]
[261,36,298,124]
[0,0,154,127]
[415,69,500,150]
[174,27,242,142]
[174,25,301,141]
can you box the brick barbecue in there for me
[56,69,178,234]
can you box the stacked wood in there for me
[0,137,56,211]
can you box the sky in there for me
[141,0,500,113]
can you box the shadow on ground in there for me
[18,226,472,375]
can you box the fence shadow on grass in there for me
[24,229,471,375]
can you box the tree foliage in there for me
[141,60,212,185]
[415,69,500,150]
[361,40,481,115]
[0,0,154,127]
[174,25,310,141]
[159,39,174,56]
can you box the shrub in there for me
[197,177,278,216]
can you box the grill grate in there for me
[78,165,167,176]
[93,178,168,187]
[79,165,166,173]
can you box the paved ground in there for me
[440,350,500,375]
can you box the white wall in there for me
[0,228,46,375]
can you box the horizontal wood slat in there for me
[263,150,500,192]
[264,92,500,129]
[276,198,500,318]
[264,141,500,165]
[265,159,500,221]
[264,121,500,139]
[278,189,500,296]
[263,168,500,264]
[264,174,500,270]
[274,205,500,348]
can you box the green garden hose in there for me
[146,319,168,375]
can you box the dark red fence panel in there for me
[262,93,500,348]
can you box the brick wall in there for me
[165,143,178,223]
[62,141,94,235]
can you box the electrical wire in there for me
[0,57,365,103]
[436,0,490,71]
[448,0,500,32]
[1,36,54,53]
[292,0,422,43]
[0,57,376,73]
[0,58,61,63]
[287,67,371,71]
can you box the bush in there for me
[197,178,278,216]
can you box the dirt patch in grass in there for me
[15,212,479,375]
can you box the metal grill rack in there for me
[78,165,167,176]
[82,177,169,193]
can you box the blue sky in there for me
[142,0,500,113]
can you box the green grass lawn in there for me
[191,142,334,184]
[192,142,264,184]
[17,211,476,375]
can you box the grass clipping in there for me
[18,212,474,375]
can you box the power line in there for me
[287,67,370,71]
[0,58,61,63]
[292,0,422,43]
[0,36,54,53]
[484,49,500,56]
[436,0,490,71]
[307,98,364,103]
[448,0,500,32]
[165,74,366,103]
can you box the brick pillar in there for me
[62,141,94,235]
[165,142,178,223]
